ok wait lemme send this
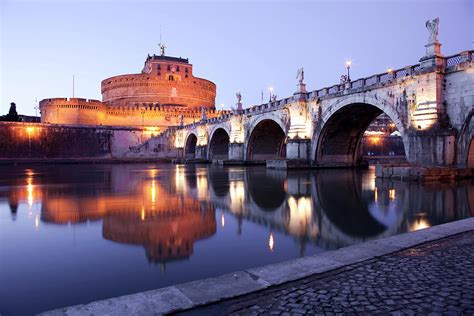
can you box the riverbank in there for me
[41,217,474,315]
[0,157,171,165]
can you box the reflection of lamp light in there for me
[389,189,396,201]
[141,206,145,221]
[410,217,430,231]
[288,196,314,236]
[374,187,378,203]
[35,214,39,230]
[151,180,156,204]
[221,213,225,228]
[268,232,274,252]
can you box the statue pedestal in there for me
[297,83,307,93]
[425,42,442,57]
[420,42,444,69]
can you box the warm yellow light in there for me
[151,180,156,204]
[374,187,378,203]
[389,189,396,201]
[141,206,145,221]
[410,218,430,231]
[346,59,352,68]
[370,136,381,144]
[268,232,274,252]
[387,67,394,74]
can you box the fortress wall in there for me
[0,122,150,159]
[40,98,107,126]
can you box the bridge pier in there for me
[286,139,310,160]
[228,143,244,161]
[406,130,456,166]
[195,145,207,160]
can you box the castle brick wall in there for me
[0,122,150,158]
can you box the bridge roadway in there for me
[133,45,473,170]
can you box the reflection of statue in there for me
[425,18,439,44]
[296,67,304,84]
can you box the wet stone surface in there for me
[179,231,474,315]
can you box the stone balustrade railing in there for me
[168,50,473,132]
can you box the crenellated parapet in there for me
[39,98,107,125]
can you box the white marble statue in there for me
[425,18,439,44]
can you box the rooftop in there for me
[146,54,189,64]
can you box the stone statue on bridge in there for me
[425,18,439,44]
[236,92,242,104]
[296,67,305,84]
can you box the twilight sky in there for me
[1,0,473,116]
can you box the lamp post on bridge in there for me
[346,59,352,82]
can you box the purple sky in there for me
[1,0,473,116]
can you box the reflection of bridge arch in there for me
[247,168,286,210]
[208,167,230,197]
[208,127,230,160]
[313,96,407,166]
[314,169,387,238]
[246,117,287,161]
[184,132,197,159]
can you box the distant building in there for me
[39,52,223,130]
[363,113,405,157]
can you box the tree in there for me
[4,102,19,121]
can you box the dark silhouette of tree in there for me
[1,102,19,121]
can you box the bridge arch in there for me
[246,115,287,161]
[313,95,408,166]
[208,126,230,160]
[184,132,198,159]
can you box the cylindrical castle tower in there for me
[101,55,216,110]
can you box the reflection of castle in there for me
[21,167,217,262]
[103,203,215,262]
[39,51,223,129]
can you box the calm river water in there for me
[0,164,472,315]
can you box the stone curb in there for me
[40,217,474,316]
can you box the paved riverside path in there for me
[177,231,474,315]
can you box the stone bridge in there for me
[140,39,474,169]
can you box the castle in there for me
[39,49,224,131]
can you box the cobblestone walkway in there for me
[177,231,474,315]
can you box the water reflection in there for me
[0,164,472,315]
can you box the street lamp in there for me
[268,86,274,102]
[345,59,352,82]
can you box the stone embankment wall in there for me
[0,122,148,159]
